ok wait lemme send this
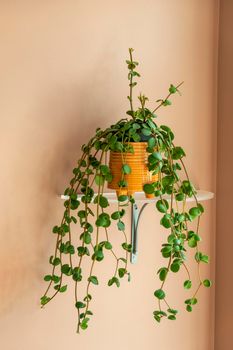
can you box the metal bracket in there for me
[130,202,148,264]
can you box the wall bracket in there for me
[130,202,148,264]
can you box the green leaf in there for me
[93,246,104,260]
[95,213,111,228]
[70,198,80,210]
[190,298,198,305]
[173,244,180,252]
[148,137,156,148]
[143,183,154,194]
[75,301,86,309]
[61,264,72,275]
[54,285,61,291]
[189,207,201,219]
[77,246,85,256]
[168,315,176,320]
[95,174,104,186]
[160,214,172,229]
[78,210,87,219]
[171,146,186,160]
[170,262,180,273]
[80,318,90,330]
[104,241,112,250]
[167,308,178,315]
[152,152,163,161]
[117,220,125,231]
[132,123,141,130]
[122,243,132,252]
[162,175,174,189]
[122,164,131,174]
[185,298,197,306]
[105,173,113,182]
[85,222,94,233]
[52,226,59,233]
[88,276,99,285]
[154,190,162,197]
[67,245,75,254]
[77,246,89,256]
[72,267,82,282]
[61,223,69,233]
[200,255,209,263]
[167,234,176,244]
[184,280,192,289]
[156,199,169,213]
[175,193,184,201]
[108,277,120,287]
[186,305,192,312]
[107,278,113,286]
[161,245,172,256]
[44,275,52,281]
[114,277,120,287]
[79,159,87,167]
[52,275,60,283]
[142,128,152,136]
[188,236,197,248]
[118,268,126,278]
[40,296,50,306]
[195,252,209,264]
[86,310,93,316]
[118,179,128,187]
[181,180,194,196]
[126,110,135,117]
[153,313,161,323]
[158,268,168,281]
[154,289,165,300]
[111,211,121,220]
[118,195,128,202]
[70,199,80,210]
[84,294,92,302]
[177,213,185,223]
[100,165,110,175]
[99,195,109,208]
[169,84,177,94]
[71,216,77,224]
[94,140,102,150]
[197,203,205,213]
[59,285,67,293]
[162,99,172,106]
[132,133,141,141]
[83,232,91,244]
[203,279,212,287]
[52,257,61,266]
[114,142,123,152]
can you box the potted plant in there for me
[41,48,211,332]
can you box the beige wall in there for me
[215,1,233,349]
[0,1,218,349]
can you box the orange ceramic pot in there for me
[108,142,158,198]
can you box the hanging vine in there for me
[41,48,211,331]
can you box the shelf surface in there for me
[61,190,214,203]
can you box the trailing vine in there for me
[41,48,211,331]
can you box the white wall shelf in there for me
[61,190,214,203]
[60,190,214,264]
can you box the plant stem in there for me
[152,81,184,114]
[129,48,134,113]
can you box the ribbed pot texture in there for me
[108,142,158,198]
